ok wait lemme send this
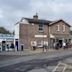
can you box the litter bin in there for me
[21,44,24,51]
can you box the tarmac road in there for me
[0,50,72,72]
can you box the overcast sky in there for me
[0,0,72,32]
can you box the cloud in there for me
[0,0,72,32]
[30,0,72,13]
[0,9,3,18]
[51,3,72,13]
[29,0,72,23]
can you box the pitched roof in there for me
[15,17,71,27]
[49,19,71,27]
[21,17,52,25]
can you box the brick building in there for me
[14,14,71,51]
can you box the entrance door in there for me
[15,39,18,51]
[59,40,62,48]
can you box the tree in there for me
[0,27,11,34]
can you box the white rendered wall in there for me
[15,24,19,39]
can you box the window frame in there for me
[56,25,60,31]
[63,25,65,32]
[38,24,44,32]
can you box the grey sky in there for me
[0,0,72,32]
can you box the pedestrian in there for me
[63,42,66,49]
[53,42,55,49]
[43,44,46,52]
[56,42,59,50]
[0,44,2,52]
[10,43,15,51]
[7,44,9,51]
[54,42,59,50]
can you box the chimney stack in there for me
[33,13,38,20]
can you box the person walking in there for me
[63,42,66,49]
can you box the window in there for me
[31,23,34,25]
[31,41,37,46]
[39,24,44,32]
[63,25,65,32]
[56,25,60,31]
[37,41,43,48]
[37,42,42,48]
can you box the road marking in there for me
[52,62,67,72]
[52,61,72,72]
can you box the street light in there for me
[43,22,50,52]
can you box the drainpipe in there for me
[42,21,45,52]
[43,21,44,52]
[48,24,50,50]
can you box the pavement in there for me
[0,48,72,62]
[0,48,56,56]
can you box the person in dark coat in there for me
[10,43,15,51]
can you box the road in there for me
[0,49,72,72]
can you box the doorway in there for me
[15,39,18,51]
[59,40,63,48]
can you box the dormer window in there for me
[63,25,65,32]
[56,25,60,31]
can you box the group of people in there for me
[6,43,15,51]
[53,42,71,50]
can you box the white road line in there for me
[52,62,66,72]
[52,62,72,72]
[62,65,67,72]
[52,61,62,72]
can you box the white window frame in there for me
[39,24,44,32]
[31,41,37,46]
[63,25,65,32]
[37,41,43,48]
[57,25,60,31]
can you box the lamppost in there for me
[42,21,48,52]
[42,21,50,52]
